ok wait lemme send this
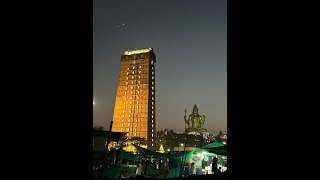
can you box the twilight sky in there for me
[93,0,227,134]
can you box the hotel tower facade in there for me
[112,48,156,149]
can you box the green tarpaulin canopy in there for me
[200,141,225,149]
[200,145,227,156]
[206,153,218,157]
[132,144,165,157]
[132,141,227,162]
[117,148,142,162]
[195,141,227,156]
[132,144,195,163]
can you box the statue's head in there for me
[192,104,199,115]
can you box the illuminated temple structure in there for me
[112,48,157,150]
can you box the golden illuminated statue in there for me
[184,105,207,133]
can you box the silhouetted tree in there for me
[130,137,147,146]
[116,135,129,148]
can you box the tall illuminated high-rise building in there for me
[112,48,156,149]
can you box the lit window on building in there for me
[152,82,154,85]
[121,129,123,131]
[152,111,154,114]
[152,106,154,109]
[152,76,154,80]
[152,144,154,146]
[152,115,154,118]
[152,120,154,123]
[152,72,154,75]
[152,92,154,95]
[152,139,154,142]
[151,60,154,65]
[152,134,153,137]
[127,128,129,131]
[152,129,154,132]
[152,67,154,69]
[152,102,154,105]
[152,87,154,90]
[152,97,154,100]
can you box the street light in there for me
[179,143,186,177]
[178,143,184,152]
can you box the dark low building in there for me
[93,130,126,160]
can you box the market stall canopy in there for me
[195,141,227,156]
[132,144,195,162]
[117,148,142,162]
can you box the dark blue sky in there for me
[93,0,227,134]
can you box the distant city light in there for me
[167,149,170,151]
[180,143,184,147]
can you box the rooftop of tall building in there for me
[123,48,153,55]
